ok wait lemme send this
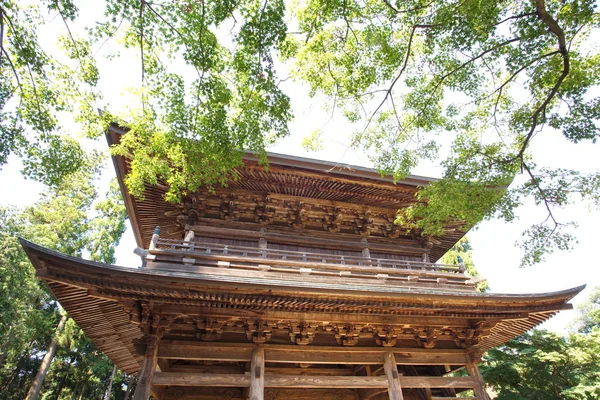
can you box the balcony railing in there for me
[154,238,464,274]
[142,238,480,291]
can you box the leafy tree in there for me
[571,286,600,334]
[1,0,599,265]
[0,167,127,399]
[482,329,600,399]
[481,288,600,399]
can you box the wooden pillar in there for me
[133,334,160,400]
[383,352,404,400]
[249,347,265,400]
[465,363,489,400]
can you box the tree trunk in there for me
[103,364,117,400]
[26,314,68,400]
[54,366,70,400]
[0,352,6,369]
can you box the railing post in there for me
[149,226,160,250]
[259,238,267,258]
[458,255,466,273]
[183,229,195,251]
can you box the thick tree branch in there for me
[509,0,570,164]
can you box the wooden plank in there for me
[153,373,477,389]
[265,376,388,388]
[383,351,404,400]
[154,373,250,387]
[156,342,469,365]
[399,377,476,388]
[250,348,265,400]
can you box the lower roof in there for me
[21,239,584,374]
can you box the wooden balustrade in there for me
[154,238,464,274]
[141,238,481,290]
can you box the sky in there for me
[3,1,599,334]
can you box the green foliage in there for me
[290,0,600,265]
[0,169,128,399]
[482,329,600,400]
[572,286,600,334]
[2,0,600,264]
[481,289,600,399]
[439,237,488,292]
[0,0,103,186]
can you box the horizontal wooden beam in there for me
[156,342,469,365]
[155,305,477,326]
[153,373,477,389]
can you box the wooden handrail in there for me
[153,238,464,275]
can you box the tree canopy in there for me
[1,0,599,265]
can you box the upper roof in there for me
[106,124,465,261]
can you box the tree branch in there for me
[508,0,570,164]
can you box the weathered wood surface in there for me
[145,260,475,292]
[250,347,265,400]
[183,224,424,255]
[156,342,470,365]
[153,373,477,389]
[383,351,404,400]
[466,363,490,400]
[151,240,464,276]
[133,335,159,400]
[164,388,359,400]
[164,387,243,400]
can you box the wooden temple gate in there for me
[19,124,584,400]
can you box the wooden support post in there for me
[383,351,404,400]
[465,363,489,400]
[250,347,265,400]
[133,335,160,400]
[424,387,432,400]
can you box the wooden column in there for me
[383,352,404,400]
[465,363,489,400]
[133,334,160,400]
[250,347,265,400]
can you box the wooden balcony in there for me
[141,238,482,292]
